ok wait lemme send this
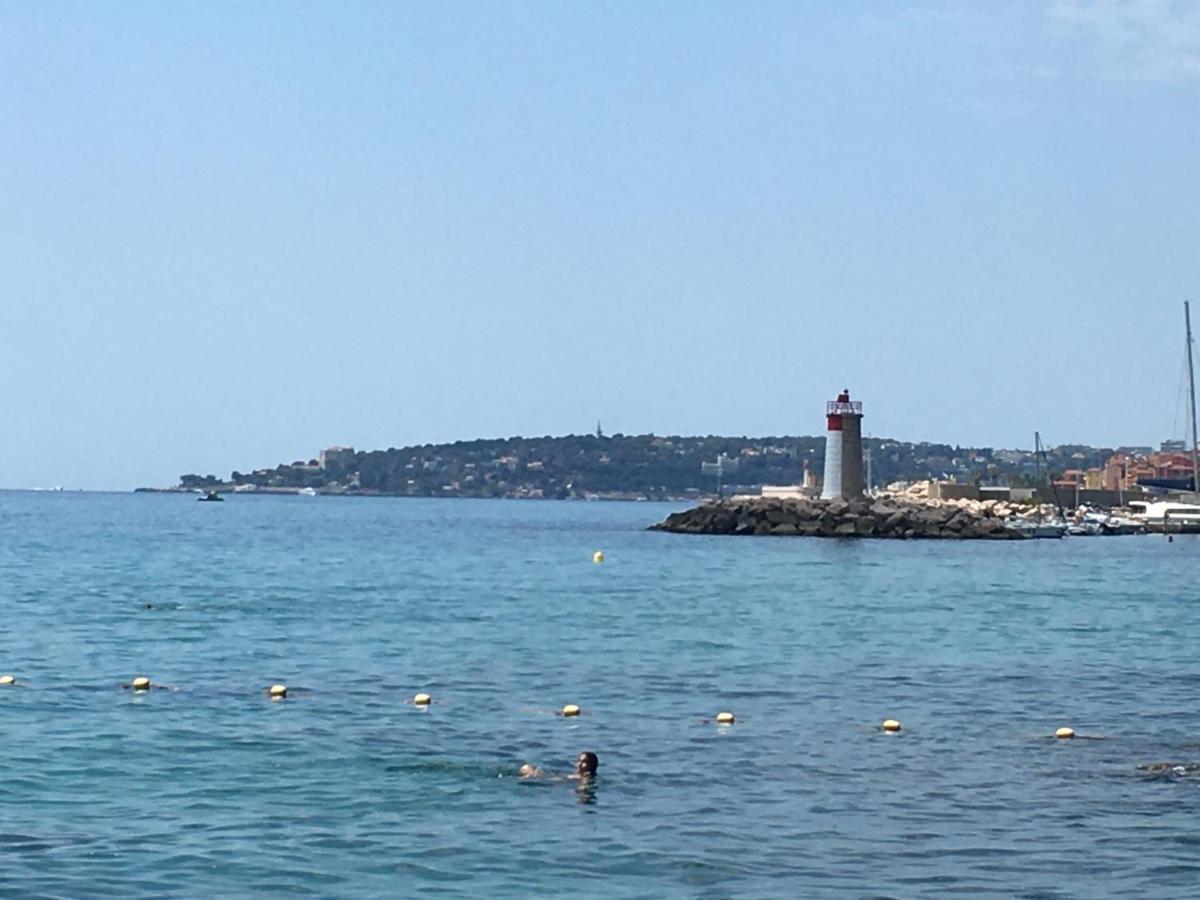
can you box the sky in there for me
[2,1,1200,489]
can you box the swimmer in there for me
[573,751,598,780]
[1138,762,1200,776]
[518,752,599,781]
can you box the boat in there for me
[1077,507,1144,535]
[1138,302,1200,496]
[1007,518,1067,539]
[1128,499,1200,533]
[1102,515,1146,535]
[298,487,317,497]
[197,490,224,502]
[1015,431,1067,537]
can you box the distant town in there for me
[157,431,1195,505]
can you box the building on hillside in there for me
[1103,450,1194,490]
[1056,468,1104,490]
[319,446,356,470]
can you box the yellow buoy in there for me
[593,551,605,564]
[881,719,902,732]
[715,711,735,724]
[1055,726,1075,740]
[269,684,288,699]
[413,693,432,706]
[562,703,581,717]
[132,676,151,691]
[0,674,14,686]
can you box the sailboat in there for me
[1017,431,1067,538]
[1129,301,1200,533]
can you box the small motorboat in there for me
[197,490,224,502]
[1078,507,1144,535]
[1007,518,1067,539]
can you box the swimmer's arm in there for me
[518,765,575,782]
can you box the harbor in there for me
[658,304,1200,540]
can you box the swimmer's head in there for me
[518,763,539,778]
[576,751,599,778]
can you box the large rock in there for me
[765,507,797,526]
[848,498,872,516]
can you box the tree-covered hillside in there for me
[175,433,1119,499]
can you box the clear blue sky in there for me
[3,1,1199,489]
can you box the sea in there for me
[1,490,1199,898]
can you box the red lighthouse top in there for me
[826,388,863,419]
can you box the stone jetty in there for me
[650,495,1028,539]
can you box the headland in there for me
[145,432,1159,504]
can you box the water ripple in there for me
[2,492,1199,895]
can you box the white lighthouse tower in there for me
[820,389,865,500]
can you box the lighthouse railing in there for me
[827,400,863,416]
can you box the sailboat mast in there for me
[1187,301,1199,493]
[1034,431,1042,523]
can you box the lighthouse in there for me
[820,389,865,500]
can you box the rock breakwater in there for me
[651,496,1026,539]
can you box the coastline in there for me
[133,485,695,502]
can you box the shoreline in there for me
[133,486,696,502]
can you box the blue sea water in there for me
[1,491,1199,897]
